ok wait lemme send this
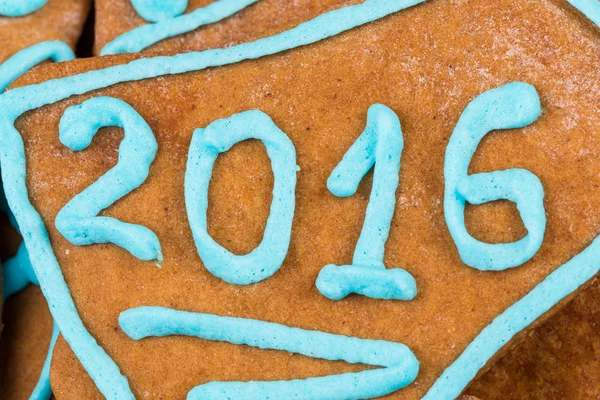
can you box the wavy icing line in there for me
[101,0,258,55]
[0,0,597,399]
[55,97,162,262]
[0,39,73,400]
[0,0,46,17]
[185,110,297,285]
[120,307,419,399]
[0,41,74,92]
[316,104,417,301]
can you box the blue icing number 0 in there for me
[185,110,297,285]
[55,97,162,262]
[316,104,417,301]
[444,82,546,271]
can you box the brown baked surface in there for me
[466,278,600,399]
[0,286,53,399]
[0,0,91,64]
[94,0,362,56]
[5,0,598,398]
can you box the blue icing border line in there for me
[119,306,419,400]
[55,96,162,262]
[316,104,417,301]
[0,1,426,398]
[101,0,258,55]
[0,0,46,17]
[0,39,74,400]
[0,41,74,92]
[444,82,546,271]
[0,0,597,399]
[185,110,297,285]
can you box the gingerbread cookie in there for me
[95,0,359,55]
[466,278,600,399]
[1,0,599,399]
[0,286,54,399]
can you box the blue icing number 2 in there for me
[316,104,417,301]
[444,82,546,270]
[185,110,297,285]
[55,97,162,262]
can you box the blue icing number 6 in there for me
[444,82,546,271]
[55,97,162,262]
[185,110,297,285]
[316,104,417,301]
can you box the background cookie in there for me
[94,0,359,55]
[2,0,599,399]
[0,0,90,64]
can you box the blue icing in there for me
[119,306,419,400]
[423,233,600,399]
[568,0,600,26]
[102,0,258,55]
[0,0,596,399]
[0,41,74,92]
[55,96,162,262]
[316,104,417,301]
[2,241,37,299]
[131,0,188,22]
[0,0,46,17]
[185,110,296,285]
[444,82,546,271]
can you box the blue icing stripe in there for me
[444,82,546,271]
[102,0,258,55]
[185,110,297,285]
[316,104,417,301]
[119,306,419,400]
[131,0,188,22]
[55,96,162,262]
[0,0,596,399]
[0,41,74,92]
[0,0,46,17]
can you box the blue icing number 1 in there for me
[55,97,162,262]
[444,82,546,270]
[316,104,417,301]
[185,110,297,285]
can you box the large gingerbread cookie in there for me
[1,0,599,399]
